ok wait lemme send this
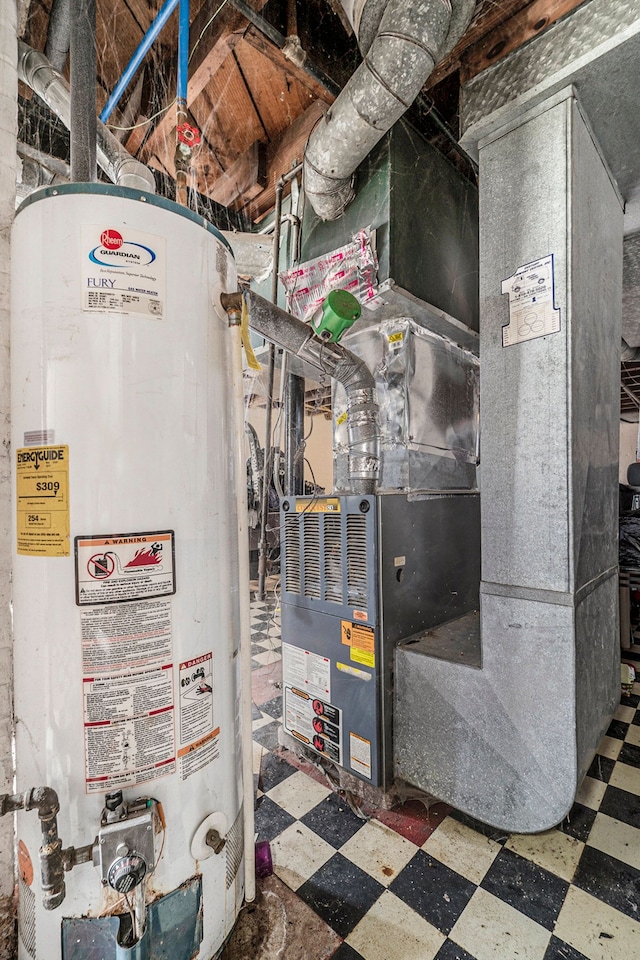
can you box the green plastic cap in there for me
[313,289,362,343]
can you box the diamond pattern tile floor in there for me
[249,597,640,960]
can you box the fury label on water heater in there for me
[16,445,70,556]
[82,225,166,318]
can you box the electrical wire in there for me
[123,890,137,943]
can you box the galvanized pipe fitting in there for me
[220,290,380,492]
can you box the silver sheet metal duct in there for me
[303,0,476,220]
[17,40,156,193]
[395,86,622,833]
[333,318,479,493]
[221,291,380,493]
[621,337,640,362]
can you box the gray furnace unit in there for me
[279,492,480,788]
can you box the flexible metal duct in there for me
[221,291,380,493]
[17,40,156,193]
[303,0,476,220]
[622,336,640,361]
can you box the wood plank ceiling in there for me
[21,1,633,413]
[21,0,590,223]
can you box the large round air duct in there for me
[304,0,476,220]
[11,184,245,960]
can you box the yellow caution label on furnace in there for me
[350,647,375,668]
[16,445,70,556]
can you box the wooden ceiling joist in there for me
[246,98,328,222]
[426,0,590,89]
[208,138,267,207]
[129,0,269,162]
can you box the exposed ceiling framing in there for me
[18,0,632,416]
[22,1,582,221]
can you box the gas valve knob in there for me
[105,791,123,812]
[107,853,147,893]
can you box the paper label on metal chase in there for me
[16,445,70,557]
[501,254,561,346]
[82,225,166,318]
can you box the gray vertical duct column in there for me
[70,0,96,182]
[285,373,305,496]
[395,86,621,832]
[45,0,72,72]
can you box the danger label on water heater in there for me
[81,225,166,318]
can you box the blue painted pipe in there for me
[177,0,190,106]
[100,0,180,123]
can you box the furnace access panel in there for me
[279,492,480,789]
[280,494,383,784]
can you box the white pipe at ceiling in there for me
[17,39,156,193]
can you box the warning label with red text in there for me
[81,598,172,673]
[83,664,175,793]
[75,530,175,605]
[178,653,218,780]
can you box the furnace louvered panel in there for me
[303,515,321,598]
[346,514,368,608]
[284,514,301,594]
[280,497,376,619]
[324,514,343,604]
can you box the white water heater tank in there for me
[11,184,245,960]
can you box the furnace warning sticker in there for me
[349,732,372,780]
[83,664,175,793]
[294,498,341,513]
[16,445,70,557]
[501,254,561,346]
[75,531,175,605]
[341,621,375,653]
[350,647,375,668]
[82,225,166,318]
[282,642,331,700]
[284,687,342,765]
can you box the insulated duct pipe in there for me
[17,40,156,193]
[304,0,476,220]
[70,0,97,183]
[45,0,72,72]
[221,291,380,493]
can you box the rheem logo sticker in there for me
[100,228,123,250]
